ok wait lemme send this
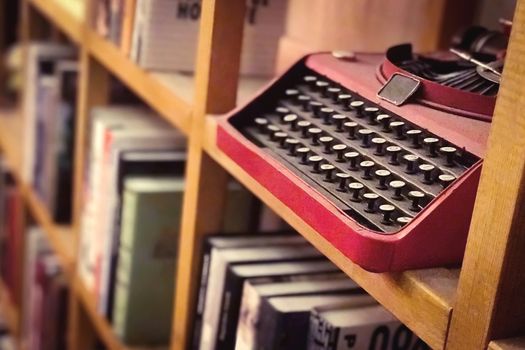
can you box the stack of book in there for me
[22,42,77,224]
[93,0,288,75]
[191,234,431,350]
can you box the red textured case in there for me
[216,53,492,272]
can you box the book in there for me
[120,0,138,56]
[112,176,184,345]
[307,303,430,350]
[129,0,288,75]
[218,263,356,349]
[235,275,360,350]
[257,294,376,350]
[191,233,306,349]
[199,244,325,350]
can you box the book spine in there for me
[129,0,145,63]
[256,298,282,350]
[216,269,245,349]
[190,241,213,350]
[120,0,137,56]
[307,310,337,350]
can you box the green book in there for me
[112,177,184,345]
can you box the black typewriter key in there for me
[389,180,406,200]
[282,114,298,131]
[321,164,336,182]
[344,121,358,139]
[308,127,323,145]
[337,94,352,109]
[274,132,288,147]
[255,118,268,133]
[285,89,300,100]
[386,146,402,165]
[332,114,347,132]
[424,137,440,157]
[327,87,342,101]
[364,107,380,125]
[408,190,425,212]
[403,154,419,174]
[363,193,379,212]
[315,81,330,95]
[297,147,310,164]
[350,101,365,117]
[298,121,312,138]
[358,129,373,148]
[285,138,300,155]
[406,129,422,148]
[379,204,396,224]
[349,182,365,202]
[419,164,436,184]
[440,146,457,166]
[372,137,386,155]
[375,169,391,190]
[344,151,360,170]
[320,107,334,124]
[309,155,324,173]
[267,125,280,140]
[376,114,392,132]
[390,121,406,139]
[396,216,412,226]
[360,160,375,179]
[438,174,456,187]
[275,106,290,117]
[332,144,348,161]
[319,136,334,153]
[297,95,311,110]
[304,75,317,85]
[309,101,323,115]
[336,173,351,191]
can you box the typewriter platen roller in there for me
[216,32,500,271]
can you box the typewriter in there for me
[216,26,507,272]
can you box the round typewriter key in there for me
[344,151,360,170]
[386,145,402,165]
[315,81,330,95]
[282,114,298,131]
[364,107,380,125]
[408,190,425,212]
[389,180,406,200]
[336,173,352,191]
[363,192,379,212]
[396,216,413,226]
[320,107,334,125]
[327,87,342,101]
[350,101,365,117]
[379,204,396,224]
[254,118,268,133]
[274,132,288,148]
[285,138,300,155]
[375,169,391,190]
[332,114,347,132]
[319,136,334,153]
[344,121,358,140]
[419,164,436,184]
[358,129,373,148]
[297,147,311,164]
[440,146,457,166]
[308,127,323,145]
[406,129,422,148]
[371,137,386,155]
[360,160,375,179]
[403,154,419,174]
[267,125,280,140]
[298,121,312,138]
[304,75,317,85]
[377,114,392,132]
[297,95,311,110]
[285,89,300,99]
[275,106,290,117]
[424,137,440,157]
[309,101,323,115]
[348,182,364,202]
[308,155,324,173]
[390,121,406,139]
[337,94,352,109]
[332,144,348,161]
[321,164,336,182]
[438,174,456,187]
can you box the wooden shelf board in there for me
[29,0,85,44]
[203,116,458,350]
[0,110,75,274]
[0,279,19,336]
[86,30,193,135]
[489,338,525,350]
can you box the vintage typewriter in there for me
[216,26,507,272]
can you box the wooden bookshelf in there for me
[1,0,524,349]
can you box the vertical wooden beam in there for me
[171,0,246,349]
[447,1,525,348]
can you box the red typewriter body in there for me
[216,51,493,272]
